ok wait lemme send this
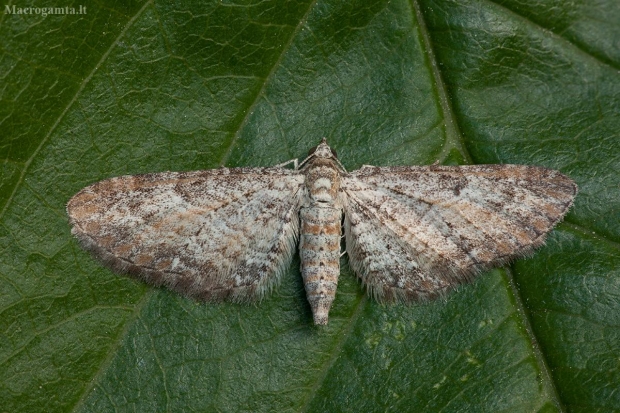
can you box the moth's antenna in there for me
[332,155,347,173]
[297,152,315,169]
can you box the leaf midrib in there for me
[409,0,471,164]
[412,0,570,410]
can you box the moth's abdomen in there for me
[299,206,342,325]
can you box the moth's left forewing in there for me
[67,167,306,302]
[340,164,577,302]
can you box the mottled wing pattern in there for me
[341,165,577,302]
[67,168,305,302]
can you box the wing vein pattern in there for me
[68,168,305,302]
[341,164,577,303]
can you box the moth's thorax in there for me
[303,158,342,205]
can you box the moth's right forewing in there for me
[341,165,577,302]
[67,168,306,302]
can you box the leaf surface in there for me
[1,0,618,412]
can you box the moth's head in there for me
[308,138,338,159]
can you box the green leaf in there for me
[1,0,618,412]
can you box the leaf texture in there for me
[0,0,618,412]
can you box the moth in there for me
[67,139,577,325]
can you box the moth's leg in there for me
[275,158,298,169]
[339,214,347,257]
[340,231,347,258]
